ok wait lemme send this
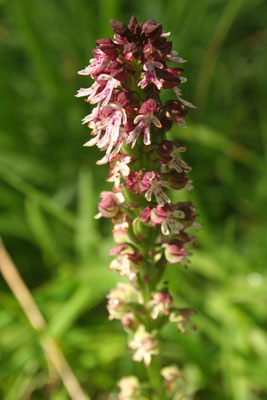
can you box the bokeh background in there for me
[0,0,266,399]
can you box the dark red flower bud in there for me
[153,37,172,58]
[176,202,196,224]
[110,19,133,41]
[164,100,188,122]
[128,15,137,31]
[128,17,142,37]
[142,20,162,39]
[159,68,182,89]
[167,170,189,190]
[158,140,178,163]
[95,38,118,59]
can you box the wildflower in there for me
[77,15,199,396]
[107,154,131,188]
[128,325,159,366]
[161,365,182,394]
[76,74,121,106]
[109,246,143,281]
[121,312,139,330]
[166,50,187,63]
[173,86,196,109]
[126,99,162,147]
[138,60,164,90]
[151,204,184,235]
[158,140,191,173]
[164,100,188,126]
[146,289,173,319]
[163,240,187,264]
[112,215,129,243]
[125,171,143,195]
[107,282,140,320]
[169,308,195,334]
[118,376,147,400]
[161,365,182,382]
[167,170,190,191]
[158,67,183,89]
[140,171,171,206]
[151,202,196,235]
[140,207,151,224]
[84,104,127,164]
[96,191,124,219]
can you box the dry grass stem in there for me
[0,237,90,400]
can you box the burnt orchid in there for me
[76,16,199,400]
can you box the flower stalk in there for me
[77,16,198,399]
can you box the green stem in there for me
[139,277,168,399]
[147,355,167,400]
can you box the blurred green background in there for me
[0,0,266,399]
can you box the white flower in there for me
[107,283,140,320]
[83,103,127,164]
[140,171,171,207]
[109,252,141,282]
[126,110,161,148]
[128,325,159,366]
[78,49,109,76]
[138,60,164,90]
[118,376,147,400]
[107,155,131,188]
[76,74,121,106]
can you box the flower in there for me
[151,204,184,235]
[128,325,159,366]
[164,100,188,126]
[78,39,118,76]
[125,171,143,195]
[126,99,162,147]
[161,365,181,382]
[163,240,187,264]
[151,202,196,235]
[77,16,199,390]
[118,376,147,400]
[140,171,171,206]
[107,282,140,320]
[146,289,172,319]
[140,207,152,224]
[112,215,129,243]
[158,140,191,174]
[167,170,190,191]
[158,67,183,89]
[166,50,187,63]
[109,246,143,281]
[161,365,182,394]
[107,154,131,188]
[96,191,124,219]
[169,308,195,334]
[83,103,127,164]
[75,74,121,106]
[121,312,139,330]
[138,60,164,90]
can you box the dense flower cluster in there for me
[77,16,198,400]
